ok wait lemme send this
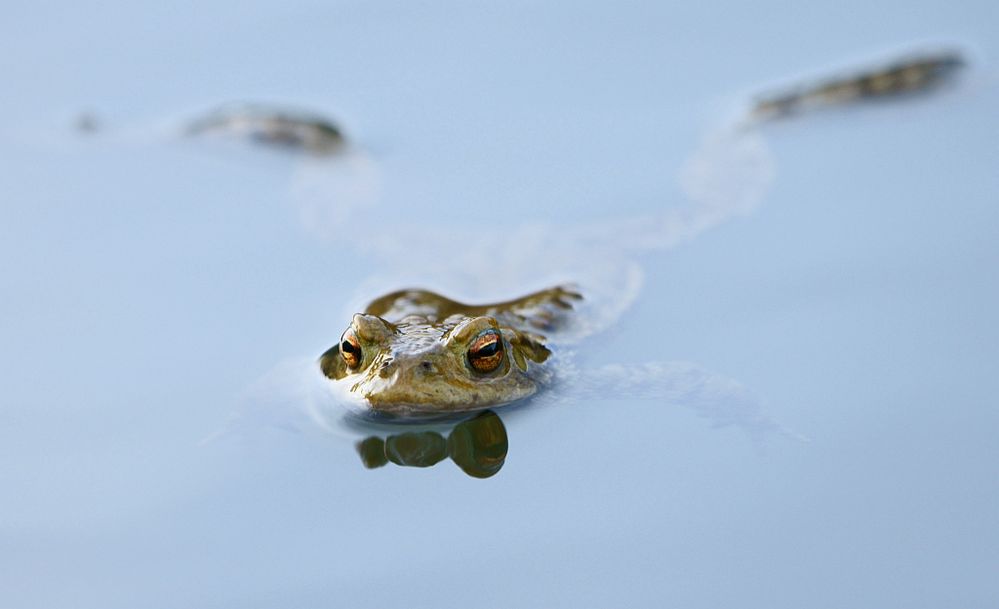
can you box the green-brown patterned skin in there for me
[186,104,345,154]
[752,51,965,120]
[320,286,581,415]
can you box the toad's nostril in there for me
[420,361,436,374]
[378,358,395,378]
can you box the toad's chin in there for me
[337,377,538,419]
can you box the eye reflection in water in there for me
[355,410,508,478]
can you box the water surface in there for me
[2,1,998,608]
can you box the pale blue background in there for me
[2,1,998,608]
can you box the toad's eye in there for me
[340,329,363,369]
[467,330,504,373]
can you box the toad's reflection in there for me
[356,410,508,478]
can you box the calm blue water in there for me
[2,1,998,608]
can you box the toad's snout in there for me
[377,357,441,380]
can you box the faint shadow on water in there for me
[208,352,804,466]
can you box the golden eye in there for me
[467,330,504,373]
[340,329,363,369]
